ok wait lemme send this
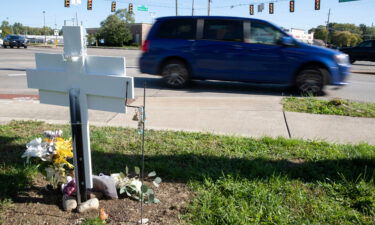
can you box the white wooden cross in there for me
[26,26,134,190]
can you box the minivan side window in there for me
[155,19,196,40]
[250,22,284,45]
[203,19,243,42]
[358,41,372,48]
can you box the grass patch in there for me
[283,97,375,118]
[1,121,375,224]
[81,217,105,225]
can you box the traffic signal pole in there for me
[208,0,211,16]
[192,0,195,16]
[325,8,331,47]
[176,0,178,16]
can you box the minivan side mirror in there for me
[279,36,295,46]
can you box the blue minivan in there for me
[139,16,350,94]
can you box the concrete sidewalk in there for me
[1,96,374,145]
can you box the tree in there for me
[312,25,328,42]
[115,8,135,24]
[97,8,134,46]
[332,31,362,47]
[0,21,12,38]
[87,33,97,46]
[13,22,25,35]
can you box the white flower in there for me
[22,138,48,163]
[111,173,130,189]
[130,179,143,192]
[44,130,63,139]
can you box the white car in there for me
[0,38,3,46]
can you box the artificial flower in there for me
[53,154,74,169]
[55,138,73,159]
[22,138,48,163]
[44,130,63,139]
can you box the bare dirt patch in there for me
[2,176,191,225]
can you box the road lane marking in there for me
[8,73,26,77]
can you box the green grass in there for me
[283,97,375,118]
[1,121,375,224]
[81,217,106,225]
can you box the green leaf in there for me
[148,171,156,177]
[119,172,125,179]
[141,184,149,193]
[134,166,140,175]
[148,193,155,202]
[146,188,154,195]
[153,198,160,204]
[119,187,126,194]
[125,166,129,176]
[154,177,162,184]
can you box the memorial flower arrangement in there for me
[21,130,162,206]
[22,130,74,189]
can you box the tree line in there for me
[87,8,135,47]
[0,21,56,38]
[309,23,375,47]
[1,8,134,47]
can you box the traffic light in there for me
[111,1,116,12]
[290,0,295,13]
[269,3,274,14]
[64,0,70,8]
[87,0,92,10]
[315,0,320,10]
[249,5,254,15]
[129,3,133,14]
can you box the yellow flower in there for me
[53,154,74,169]
[55,138,73,159]
[53,138,74,169]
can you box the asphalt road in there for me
[0,46,374,102]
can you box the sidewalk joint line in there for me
[283,110,292,139]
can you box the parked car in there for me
[0,38,3,46]
[340,40,375,64]
[2,35,28,48]
[139,16,350,94]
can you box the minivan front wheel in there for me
[161,60,189,88]
[295,66,325,95]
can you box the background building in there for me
[286,28,314,44]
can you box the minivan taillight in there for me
[141,40,150,53]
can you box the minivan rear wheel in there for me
[161,60,190,88]
[295,66,325,95]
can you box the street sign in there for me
[54,29,59,36]
[137,5,148,12]
[339,0,359,2]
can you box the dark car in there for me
[140,16,350,94]
[340,40,375,64]
[2,35,28,48]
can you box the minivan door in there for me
[191,19,245,81]
[238,21,288,83]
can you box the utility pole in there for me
[372,22,374,39]
[192,0,195,16]
[76,12,79,26]
[43,11,46,45]
[208,0,211,16]
[176,0,178,16]
[325,8,331,47]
